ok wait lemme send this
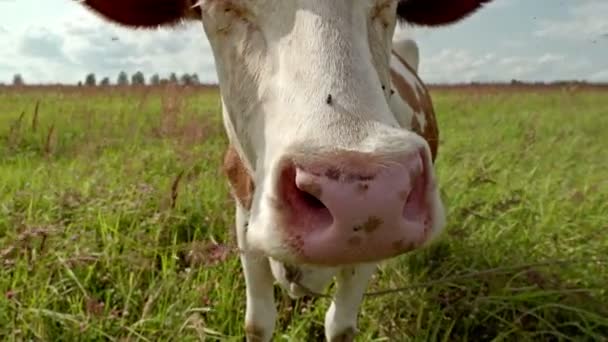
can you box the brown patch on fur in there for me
[391,51,439,162]
[81,0,201,28]
[217,2,247,16]
[245,324,266,342]
[415,83,439,162]
[325,167,341,180]
[222,145,254,210]
[352,217,383,233]
[390,69,422,112]
[371,0,394,28]
[357,183,370,193]
[399,190,409,201]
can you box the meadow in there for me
[1,84,607,341]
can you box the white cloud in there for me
[419,49,590,83]
[19,28,70,62]
[0,4,216,84]
[534,1,608,41]
[418,49,496,83]
[537,53,565,64]
[65,16,216,82]
[589,69,608,82]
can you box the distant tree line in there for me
[6,72,204,87]
[79,71,202,86]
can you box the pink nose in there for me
[278,148,434,266]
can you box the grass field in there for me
[1,84,607,341]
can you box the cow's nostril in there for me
[402,154,428,221]
[295,179,326,209]
[279,163,333,230]
[298,189,326,209]
[279,164,333,231]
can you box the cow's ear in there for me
[80,0,201,28]
[397,0,493,27]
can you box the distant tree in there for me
[12,74,24,86]
[191,73,200,85]
[159,78,169,85]
[77,81,83,87]
[100,77,110,86]
[150,73,160,86]
[131,71,145,85]
[117,71,129,85]
[85,73,96,86]
[169,72,178,84]
[180,73,193,85]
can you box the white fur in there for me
[324,264,377,340]
[198,1,444,340]
[393,38,420,72]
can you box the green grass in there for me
[1,85,607,341]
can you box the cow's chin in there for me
[268,258,337,298]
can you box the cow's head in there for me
[81,0,492,266]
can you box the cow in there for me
[79,0,493,340]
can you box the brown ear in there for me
[397,0,493,27]
[80,0,201,28]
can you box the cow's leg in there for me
[324,263,377,342]
[236,205,277,342]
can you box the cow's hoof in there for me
[329,327,356,342]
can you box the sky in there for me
[0,0,607,84]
